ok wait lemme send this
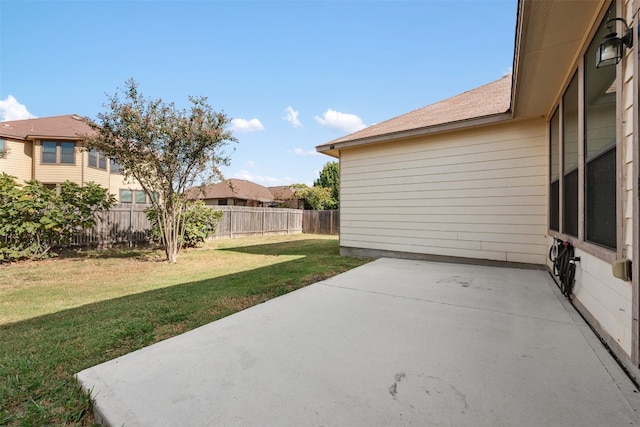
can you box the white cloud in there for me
[232,169,296,186]
[314,109,366,134]
[293,147,320,157]
[0,95,37,121]
[284,106,302,128]
[231,118,264,132]
[245,160,256,168]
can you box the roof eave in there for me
[317,111,513,156]
[25,135,87,141]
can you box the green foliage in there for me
[313,161,339,208]
[83,79,237,262]
[0,173,116,262]
[291,184,335,210]
[146,200,223,248]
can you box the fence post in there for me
[129,204,133,248]
[262,207,265,236]
[229,207,233,239]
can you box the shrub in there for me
[0,173,116,262]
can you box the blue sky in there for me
[0,0,516,186]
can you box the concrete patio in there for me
[77,258,640,426]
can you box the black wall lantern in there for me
[596,18,633,68]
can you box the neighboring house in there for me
[268,185,305,209]
[187,178,277,207]
[317,0,640,380]
[0,114,148,203]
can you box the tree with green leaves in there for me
[83,79,236,262]
[313,161,339,209]
[290,184,335,210]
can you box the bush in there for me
[146,200,222,248]
[0,173,116,262]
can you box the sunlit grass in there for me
[0,234,369,426]
[1,235,315,324]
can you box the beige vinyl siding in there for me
[0,139,33,182]
[33,140,82,184]
[561,246,633,355]
[340,119,547,265]
[83,150,110,189]
[561,0,634,359]
[109,173,130,202]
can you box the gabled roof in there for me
[317,74,512,156]
[0,114,93,141]
[268,186,297,201]
[187,179,275,203]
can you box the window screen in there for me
[562,72,579,237]
[549,109,560,231]
[42,141,57,163]
[583,1,617,249]
[120,189,132,203]
[60,142,75,164]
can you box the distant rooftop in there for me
[187,179,276,203]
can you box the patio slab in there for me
[77,258,640,426]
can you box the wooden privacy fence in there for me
[302,209,339,235]
[72,205,338,246]
[72,205,306,246]
[212,206,303,238]
[71,204,153,247]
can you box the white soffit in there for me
[514,0,603,119]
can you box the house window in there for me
[548,1,618,252]
[218,199,228,206]
[0,139,6,157]
[42,141,75,164]
[135,190,147,204]
[562,72,579,238]
[120,189,132,203]
[43,183,61,195]
[120,189,149,204]
[88,148,107,170]
[110,159,122,174]
[549,109,560,232]
[584,6,617,250]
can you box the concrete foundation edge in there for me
[340,246,546,270]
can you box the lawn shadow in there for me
[218,238,341,257]
[57,246,163,261]
[1,237,369,426]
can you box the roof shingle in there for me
[187,179,275,203]
[0,114,94,140]
[320,74,512,147]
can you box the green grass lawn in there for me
[0,234,369,426]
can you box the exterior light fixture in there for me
[596,18,633,68]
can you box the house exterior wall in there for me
[0,139,32,182]
[82,150,110,189]
[339,119,548,265]
[32,140,83,184]
[109,173,138,202]
[0,139,144,203]
[544,0,638,363]
[547,246,633,354]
